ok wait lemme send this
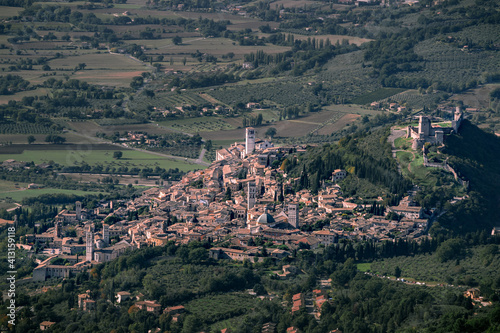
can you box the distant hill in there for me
[435,120,500,235]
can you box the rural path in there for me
[197,148,207,164]
[7,203,21,212]
[388,128,408,174]
[288,120,321,125]
[69,131,210,167]
[391,149,415,173]
[388,128,407,150]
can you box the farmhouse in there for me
[331,169,347,182]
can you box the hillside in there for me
[433,120,500,236]
[283,126,411,202]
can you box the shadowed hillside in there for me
[434,120,500,236]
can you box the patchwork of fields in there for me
[0,146,201,171]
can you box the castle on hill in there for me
[406,107,463,149]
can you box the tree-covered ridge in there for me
[4,236,499,333]
[283,127,411,201]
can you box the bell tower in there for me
[245,127,255,156]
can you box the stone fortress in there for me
[406,107,464,149]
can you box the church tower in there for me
[102,224,110,246]
[247,181,256,210]
[76,201,82,221]
[288,203,299,228]
[54,222,61,238]
[245,127,255,156]
[86,226,94,262]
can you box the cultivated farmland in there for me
[0,147,200,171]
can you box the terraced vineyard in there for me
[381,90,449,110]
[129,91,209,113]
[395,34,499,92]
[150,146,201,159]
[0,123,59,134]
[208,79,321,108]
[158,116,235,133]
[308,111,346,135]
[318,50,381,103]
[95,118,146,126]
[163,91,208,106]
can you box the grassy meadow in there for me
[0,147,201,171]
[0,188,106,202]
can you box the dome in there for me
[257,212,275,225]
[95,239,105,249]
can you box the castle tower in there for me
[102,224,109,246]
[245,127,255,156]
[435,130,444,144]
[85,226,94,262]
[247,181,256,210]
[76,201,82,221]
[288,203,299,228]
[418,116,431,137]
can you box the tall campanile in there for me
[245,127,255,156]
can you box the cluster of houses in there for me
[370,101,407,113]
[21,126,431,283]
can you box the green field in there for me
[357,263,372,272]
[396,150,416,178]
[322,103,382,116]
[0,149,201,171]
[0,180,29,192]
[0,6,22,18]
[0,202,17,210]
[434,122,452,128]
[0,88,51,105]
[394,137,412,149]
[211,139,240,148]
[0,188,106,202]
[126,36,291,59]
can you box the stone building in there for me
[407,108,463,149]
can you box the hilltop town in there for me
[24,127,432,283]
